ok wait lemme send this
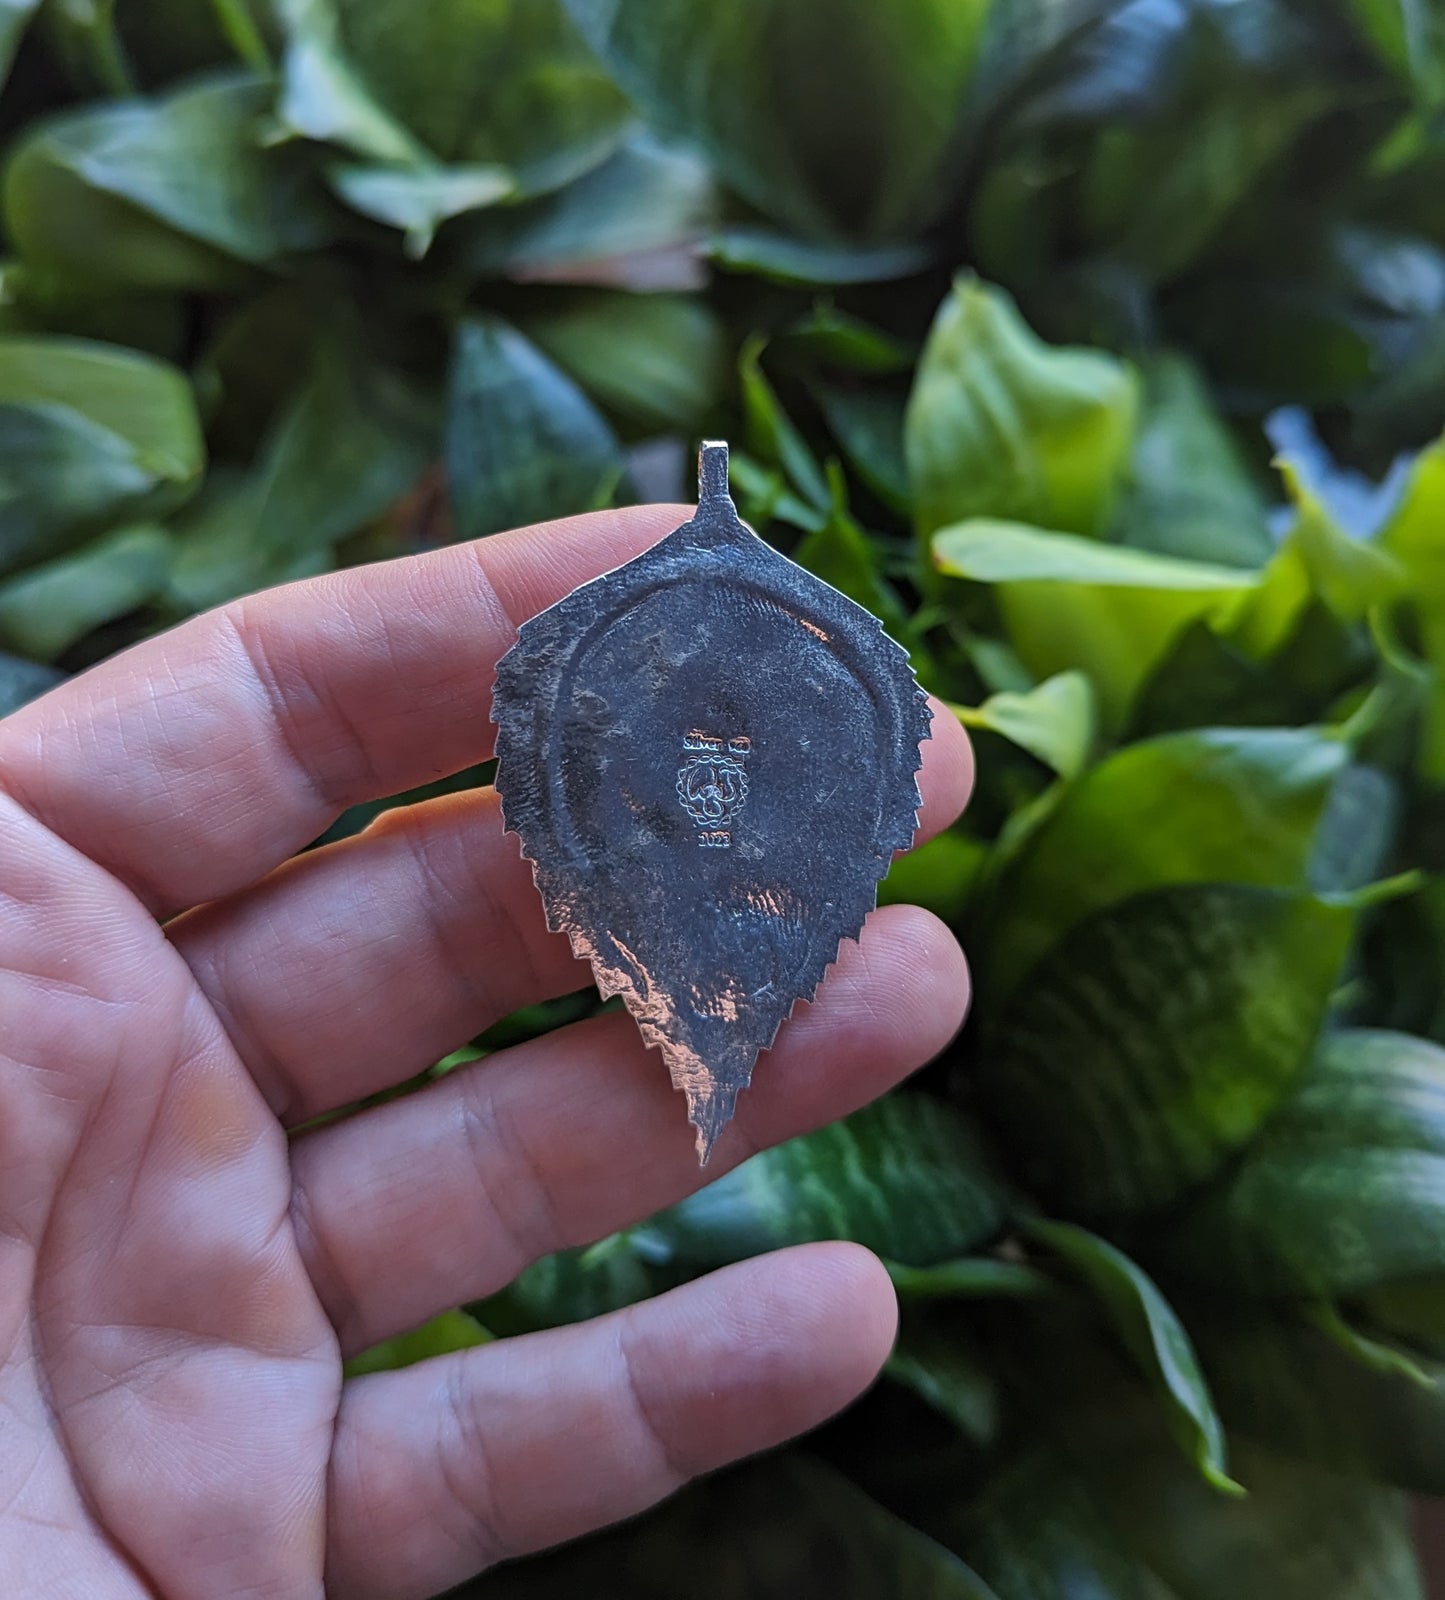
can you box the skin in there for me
[0,505,973,1600]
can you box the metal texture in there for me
[492,441,932,1162]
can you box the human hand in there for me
[0,506,973,1599]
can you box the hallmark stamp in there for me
[677,731,750,846]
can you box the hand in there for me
[0,506,972,1600]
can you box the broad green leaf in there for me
[565,0,991,241]
[0,0,39,91]
[933,519,1257,727]
[4,72,334,288]
[1129,620,1310,738]
[635,1094,1008,1269]
[1230,460,1407,661]
[521,291,727,434]
[0,522,170,659]
[739,336,829,510]
[280,0,627,194]
[171,334,435,609]
[888,1320,1001,1446]
[1381,433,1445,779]
[983,726,1348,1000]
[792,488,910,635]
[476,1454,1004,1599]
[978,886,1356,1216]
[445,315,624,542]
[814,383,911,512]
[1165,1030,1445,1310]
[954,671,1095,779]
[0,651,61,716]
[1023,1218,1238,1494]
[453,133,715,281]
[342,1307,490,1378]
[1343,0,1445,101]
[1114,355,1273,567]
[908,277,1140,540]
[1198,1305,1445,1496]
[707,227,934,285]
[1307,764,1401,894]
[327,161,512,256]
[878,828,987,923]
[0,336,202,571]
[778,305,916,375]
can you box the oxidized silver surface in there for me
[492,442,932,1163]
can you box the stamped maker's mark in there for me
[677,731,750,848]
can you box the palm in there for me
[0,507,971,1600]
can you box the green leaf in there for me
[4,72,334,289]
[0,650,62,716]
[792,489,910,635]
[444,314,624,542]
[0,522,171,659]
[1023,1218,1239,1494]
[0,0,39,91]
[707,227,934,285]
[908,277,1140,541]
[453,132,715,281]
[636,1094,1008,1270]
[878,827,987,923]
[954,670,1095,779]
[1381,433,1445,779]
[520,290,728,434]
[887,1319,1001,1446]
[327,161,512,255]
[476,1454,1004,1599]
[814,382,911,511]
[886,1257,1054,1302]
[565,0,991,241]
[739,336,829,510]
[977,886,1356,1216]
[171,333,435,610]
[1198,1304,1445,1496]
[342,1307,490,1378]
[0,336,202,572]
[1230,460,1407,661]
[1114,354,1273,568]
[932,519,1256,727]
[1165,1029,1445,1310]
[983,726,1346,1000]
[279,0,628,195]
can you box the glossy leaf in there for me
[954,670,1095,779]
[1165,1029,1445,1308]
[444,315,624,541]
[520,290,727,434]
[565,0,991,241]
[933,519,1254,726]
[4,72,334,288]
[1114,354,1273,568]
[888,1319,1001,1446]
[707,227,934,285]
[634,1093,1008,1269]
[982,726,1348,1000]
[814,383,911,512]
[0,522,171,659]
[0,335,202,571]
[1381,432,1445,778]
[977,886,1356,1216]
[0,0,38,90]
[908,277,1140,540]
[1023,1217,1238,1494]
[171,333,435,609]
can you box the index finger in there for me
[0,505,686,915]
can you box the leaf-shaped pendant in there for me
[493,442,931,1163]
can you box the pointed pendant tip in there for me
[698,440,730,506]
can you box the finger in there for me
[326,1242,896,1599]
[287,904,968,1356]
[0,505,687,916]
[169,706,972,1123]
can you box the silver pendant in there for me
[492,442,931,1162]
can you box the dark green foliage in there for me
[5,1,1445,1592]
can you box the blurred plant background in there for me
[4,0,1445,1593]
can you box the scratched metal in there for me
[492,441,932,1163]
